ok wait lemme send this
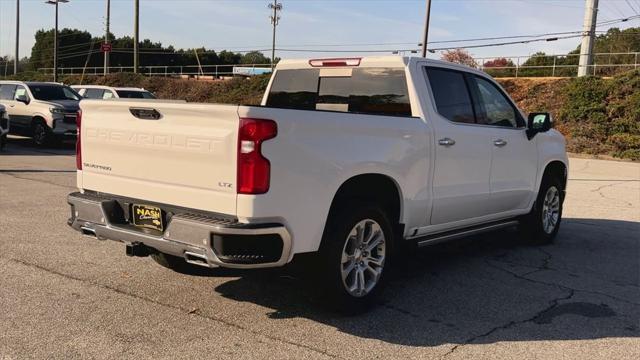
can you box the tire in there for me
[32,121,52,147]
[150,252,210,275]
[318,202,394,312]
[519,175,564,245]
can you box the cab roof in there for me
[276,55,486,76]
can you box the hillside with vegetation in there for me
[499,70,639,160]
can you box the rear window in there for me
[266,67,411,117]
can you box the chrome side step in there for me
[414,220,520,247]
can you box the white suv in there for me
[0,81,80,146]
[67,56,567,309]
[71,85,156,100]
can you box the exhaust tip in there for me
[184,252,210,267]
[80,226,97,238]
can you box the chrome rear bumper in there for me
[67,192,292,269]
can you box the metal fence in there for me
[473,52,639,78]
[37,63,273,78]
[37,51,640,78]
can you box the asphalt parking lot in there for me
[1,136,638,359]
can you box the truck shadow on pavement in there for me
[210,218,640,346]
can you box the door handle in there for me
[129,107,162,120]
[438,138,456,147]
[493,139,508,147]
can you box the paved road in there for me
[1,136,638,359]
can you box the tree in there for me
[240,51,270,65]
[440,49,478,68]
[482,57,516,77]
[29,28,94,70]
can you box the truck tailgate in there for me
[79,100,239,215]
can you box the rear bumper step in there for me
[67,192,292,269]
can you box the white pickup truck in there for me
[68,56,567,307]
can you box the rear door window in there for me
[0,85,17,100]
[84,88,105,99]
[425,68,476,124]
[266,67,411,117]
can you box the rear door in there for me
[79,100,240,215]
[0,85,19,132]
[424,67,494,225]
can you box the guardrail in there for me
[474,52,639,77]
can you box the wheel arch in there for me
[322,173,405,246]
[31,115,49,129]
[542,160,568,191]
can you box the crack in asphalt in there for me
[487,258,640,306]
[590,181,635,207]
[6,257,341,359]
[442,286,575,358]
[440,253,639,359]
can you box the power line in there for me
[625,0,640,14]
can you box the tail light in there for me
[76,109,82,170]
[237,118,277,194]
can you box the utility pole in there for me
[134,0,139,73]
[104,0,110,75]
[194,49,203,77]
[578,0,599,77]
[268,0,282,69]
[421,0,432,58]
[15,0,19,74]
[45,0,69,82]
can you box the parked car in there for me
[0,81,80,146]
[71,85,156,100]
[0,104,9,149]
[67,56,568,308]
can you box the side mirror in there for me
[16,95,29,105]
[526,112,552,140]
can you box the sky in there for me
[0,0,638,65]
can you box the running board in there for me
[413,219,520,247]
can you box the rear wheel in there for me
[319,203,394,311]
[519,175,564,245]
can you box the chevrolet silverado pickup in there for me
[67,56,568,307]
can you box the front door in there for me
[10,85,33,132]
[470,75,538,214]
